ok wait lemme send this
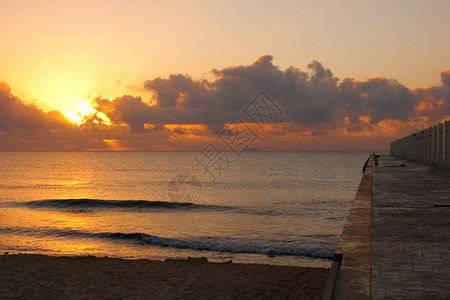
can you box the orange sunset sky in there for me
[1,0,450,151]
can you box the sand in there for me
[0,254,329,299]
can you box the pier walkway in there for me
[329,155,450,299]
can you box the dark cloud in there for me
[95,55,446,133]
[412,69,450,122]
[172,126,187,135]
[339,77,416,124]
[0,82,71,132]
[94,96,152,133]
[441,69,450,87]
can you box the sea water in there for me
[0,151,369,267]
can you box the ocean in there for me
[0,151,370,267]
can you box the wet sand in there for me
[1,254,328,299]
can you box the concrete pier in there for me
[327,155,450,299]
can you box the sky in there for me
[1,0,450,151]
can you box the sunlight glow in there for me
[102,139,137,151]
[64,102,96,125]
[63,102,111,126]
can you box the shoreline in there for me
[1,253,329,299]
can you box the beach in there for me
[1,254,328,299]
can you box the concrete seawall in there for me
[323,155,373,299]
[324,155,450,299]
[390,120,450,168]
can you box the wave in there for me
[0,227,334,259]
[20,199,227,211]
[7,199,318,217]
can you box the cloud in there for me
[0,82,71,132]
[1,56,450,151]
[94,95,152,133]
[339,76,416,124]
[0,82,206,151]
[413,69,450,122]
[95,56,339,132]
[440,69,450,87]
[96,55,445,135]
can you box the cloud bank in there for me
[0,82,70,132]
[1,56,450,150]
[94,55,450,133]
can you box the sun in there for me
[63,101,111,126]
[63,101,95,125]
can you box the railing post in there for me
[445,121,450,167]
[414,132,418,162]
[405,136,409,159]
[420,131,424,163]
[428,127,433,165]
[409,135,414,160]
[424,128,429,164]
[439,123,444,167]
[433,125,438,165]
[416,132,420,162]
[417,131,420,162]
[409,135,413,160]
[421,130,425,163]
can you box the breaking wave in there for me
[18,199,228,211]
[0,227,334,259]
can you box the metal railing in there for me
[390,120,450,168]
